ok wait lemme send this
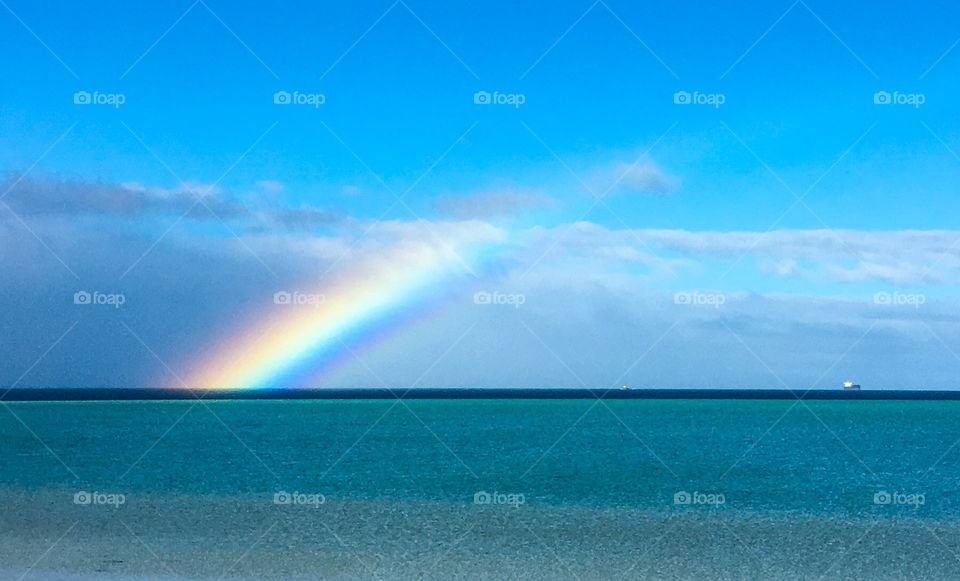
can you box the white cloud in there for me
[586,159,680,196]
[2,174,959,389]
[526,224,960,285]
[433,188,554,220]
[2,174,341,232]
[255,180,285,194]
[0,201,960,389]
[3,174,240,219]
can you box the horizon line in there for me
[4,387,960,402]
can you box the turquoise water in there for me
[3,399,960,579]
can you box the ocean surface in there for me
[2,398,959,579]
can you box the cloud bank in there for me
[1,174,958,390]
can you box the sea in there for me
[2,397,959,580]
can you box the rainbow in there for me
[186,233,498,389]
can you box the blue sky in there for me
[1,0,959,389]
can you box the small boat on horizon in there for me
[843,380,861,391]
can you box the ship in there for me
[842,380,861,391]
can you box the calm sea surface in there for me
[2,399,959,579]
